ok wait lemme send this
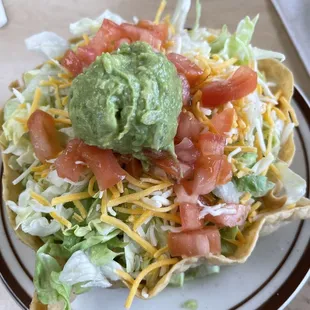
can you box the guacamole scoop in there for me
[69,42,182,155]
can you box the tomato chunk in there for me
[198,132,226,156]
[217,156,232,185]
[125,158,143,179]
[176,111,203,143]
[120,23,161,50]
[175,138,200,165]
[174,184,199,204]
[168,227,221,257]
[55,139,85,182]
[137,20,169,41]
[179,74,191,106]
[27,110,63,162]
[79,143,126,190]
[180,203,203,231]
[167,53,204,86]
[154,157,180,179]
[201,66,257,107]
[61,50,83,77]
[211,108,235,135]
[76,47,97,67]
[204,204,250,227]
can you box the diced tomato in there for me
[167,53,204,87]
[217,156,232,185]
[198,132,226,156]
[201,66,257,107]
[180,203,203,231]
[192,155,222,195]
[174,184,199,204]
[204,226,221,254]
[154,157,180,179]
[90,19,124,55]
[79,143,126,190]
[211,108,235,135]
[168,227,221,257]
[120,23,161,50]
[176,111,203,143]
[175,138,200,165]
[55,139,85,182]
[125,158,143,179]
[61,50,83,77]
[76,47,97,67]
[27,110,63,163]
[137,20,169,41]
[179,162,194,179]
[178,74,191,106]
[114,38,131,50]
[204,204,250,227]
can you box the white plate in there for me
[0,87,309,310]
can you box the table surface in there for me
[0,0,309,309]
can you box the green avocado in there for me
[69,42,182,155]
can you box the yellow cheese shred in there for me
[117,181,124,193]
[101,190,108,214]
[154,0,166,24]
[132,201,178,213]
[224,146,257,153]
[240,192,251,204]
[272,107,287,121]
[109,185,120,199]
[54,118,72,125]
[48,108,69,117]
[88,175,97,197]
[62,96,69,106]
[125,258,179,309]
[114,207,144,215]
[279,96,298,125]
[133,211,153,231]
[50,212,72,228]
[116,270,144,289]
[29,87,42,115]
[73,200,87,219]
[236,230,246,244]
[30,163,50,172]
[30,191,50,206]
[107,183,171,208]
[51,192,91,206]
[251,201,262,212]
[82,34,90,45]
[100,214,157,255]
[154,245,169,259]
[125,173,151,189]
[59,82,72,89]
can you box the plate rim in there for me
[0,87,309,310]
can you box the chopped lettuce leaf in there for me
[210,25,229,53]
[3,98,20,121]
[171,0,191,34]
[235,153,257,168]
[213,181,242,204]
[220,226,238,240]
[234,175,275,198]
[252,47,285,62]
[181,299,198,310]
[185,264,220,281]
[89,243,122,266]
[275,162,306,205]
[193,0,201,31]
[59,250,112,288]
[34,242,71,309]
[235,15,259,45]
[221,240,237,256]
[69,10,125,36]
[25,32,69,59]
[220,227,238,256]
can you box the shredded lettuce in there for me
[89,243,123,266]
[193,0,201,31]
[234,175,275,198]
[171,0,191,34]
[213,181,242,204]
[220,226,238,256]
[235,153,257,168]
[275,162,306,205]
[210,25,229,53]
[34,242,71,310]
[25,32,69,59]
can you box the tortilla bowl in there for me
[1,58,310,309]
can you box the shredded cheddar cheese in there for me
[51,192,91,206]
[224,146,257,153]
[30,191,50,206]
[154,0,166,24]
[251,201,262,212]
[117,181,124,193]
[272,107,287,121]
[132,201,178,213]
[269,164,281,179]
[62,96,69,106]
[82,34,90,45]
[240,192,251,204]
[88,175,97,197]
[125,258,179,309]
[125,172,151,189]
[100,214,157,255]
[54,118,72,125]
[107,183,171,208]
[48,108,69,117]
[73,200,87,219]
[101,190,108,214]
[154,246,169,259]
[50,212,72,228]
[30,163,50,172]
[72,212,84,222]
[133,211,153,231]
[29,87,42,115]
[236,230,246,244]
[114,207,144,215]
[279,96,298,125]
